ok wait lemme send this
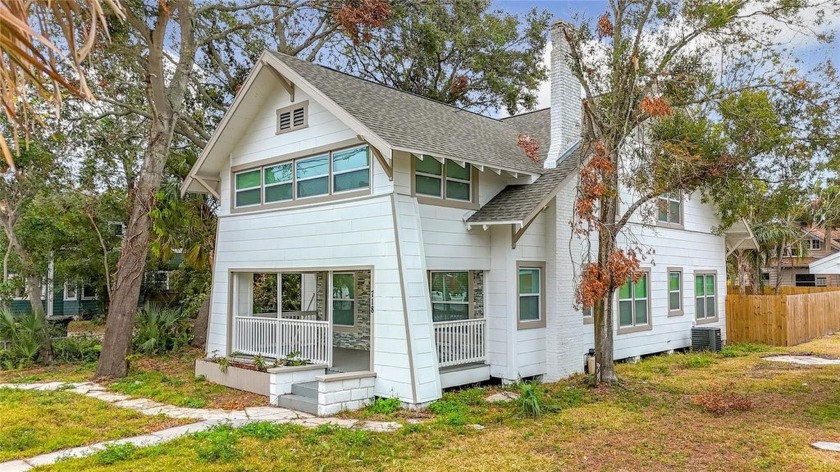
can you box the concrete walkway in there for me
[0,382,402,471]
[764,355,840,366]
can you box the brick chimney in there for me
[545,21,581,169]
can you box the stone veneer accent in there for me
[473,270,484,318]
[333,270,371,350]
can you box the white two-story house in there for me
[183,22,751,414]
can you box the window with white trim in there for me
[332,273,355,326]
[81,284,98,301]
[233,145,370,209]
[429,271,470,322]
[618,273,649,328]
[816,276,827,287]
[695,273,717,321]
[413,156,473,202]
[808,239,822,251]
[64,283,78,301]
[668,270,682,313]
[657,192,681,225]
[146,271,171,291]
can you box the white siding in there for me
[570,188,727,365]
[217,87,392,217]
[512,212,547,378]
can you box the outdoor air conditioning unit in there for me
[691,326,722,352]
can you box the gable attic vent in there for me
[276,100,309,135]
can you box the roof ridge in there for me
[501,107,551,120]
[273,51,513,125]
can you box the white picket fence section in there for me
[433,318,486,368]
[232,316,331,366]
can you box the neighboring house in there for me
[766,227,840,287]
[8,278,100,319]
[183,23,749,410]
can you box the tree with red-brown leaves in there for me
[561,0,838,385]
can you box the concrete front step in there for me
[291,381,318,399]
[276,394,319,415]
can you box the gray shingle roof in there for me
[467,143,581,224]
[272,52,544,175]
[501,108,551,164]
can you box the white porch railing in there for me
[232,316,331,366]
[433,318,486,368]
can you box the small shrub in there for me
[53,336,101,363]
[720,343,772,358]
[194,423,240,463]
[0,311,44,368]
[693,385,753,415]
[133,304,192,355]
[517,382,544,417]
[252,354,268,372]
[96,443,137,465]
[367,397,401,415]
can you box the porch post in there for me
[276,272,282,360]
[327,271,333,367]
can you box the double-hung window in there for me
[332,273,355,326]
[429,271,470,322]
[695,272,717,322]
[413,156,474,205]
[808,239,822,251]
[232,145,370,209]
[235,169,262,207]
[63,283,78,301]
[332,146,370,193]
[296,154,329,198]
[264,162,293,203]
[618,272,650,331]
[657,192,682,226]
[668,268,683,315]
[517,263,545,329]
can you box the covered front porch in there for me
[229,269,371,373]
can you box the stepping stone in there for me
[84,391,131,402]
[33,382,65,391]
[358,421,402,432]
[104,434,164,448]
[245,407,301,420]
[485,392,519,403]
[764,356,840,366]
[151,421,216,440]
[26,444,105,467]
[813,441,840,452]
[114,398,165,411]
[469,424,485,430]
[0,460,32,472]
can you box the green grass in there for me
[18,337,840,471]
[0,388,186,462]
[0,348,266,410]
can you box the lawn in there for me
[0,348,265,410]
[0,388,187,462]
[30,334,840,471]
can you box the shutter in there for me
[293,107,305,127]
[278,111,291,130]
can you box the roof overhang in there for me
[401,148,541,180]
[181,51,394,197]
[809,252,840,274]
[724,219,759,256]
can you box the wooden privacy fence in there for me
[726,291,840,346]
[728,286,840,296]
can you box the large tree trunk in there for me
[95,126,173,379]
[190,295,211,349]
[593,168,620,385]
